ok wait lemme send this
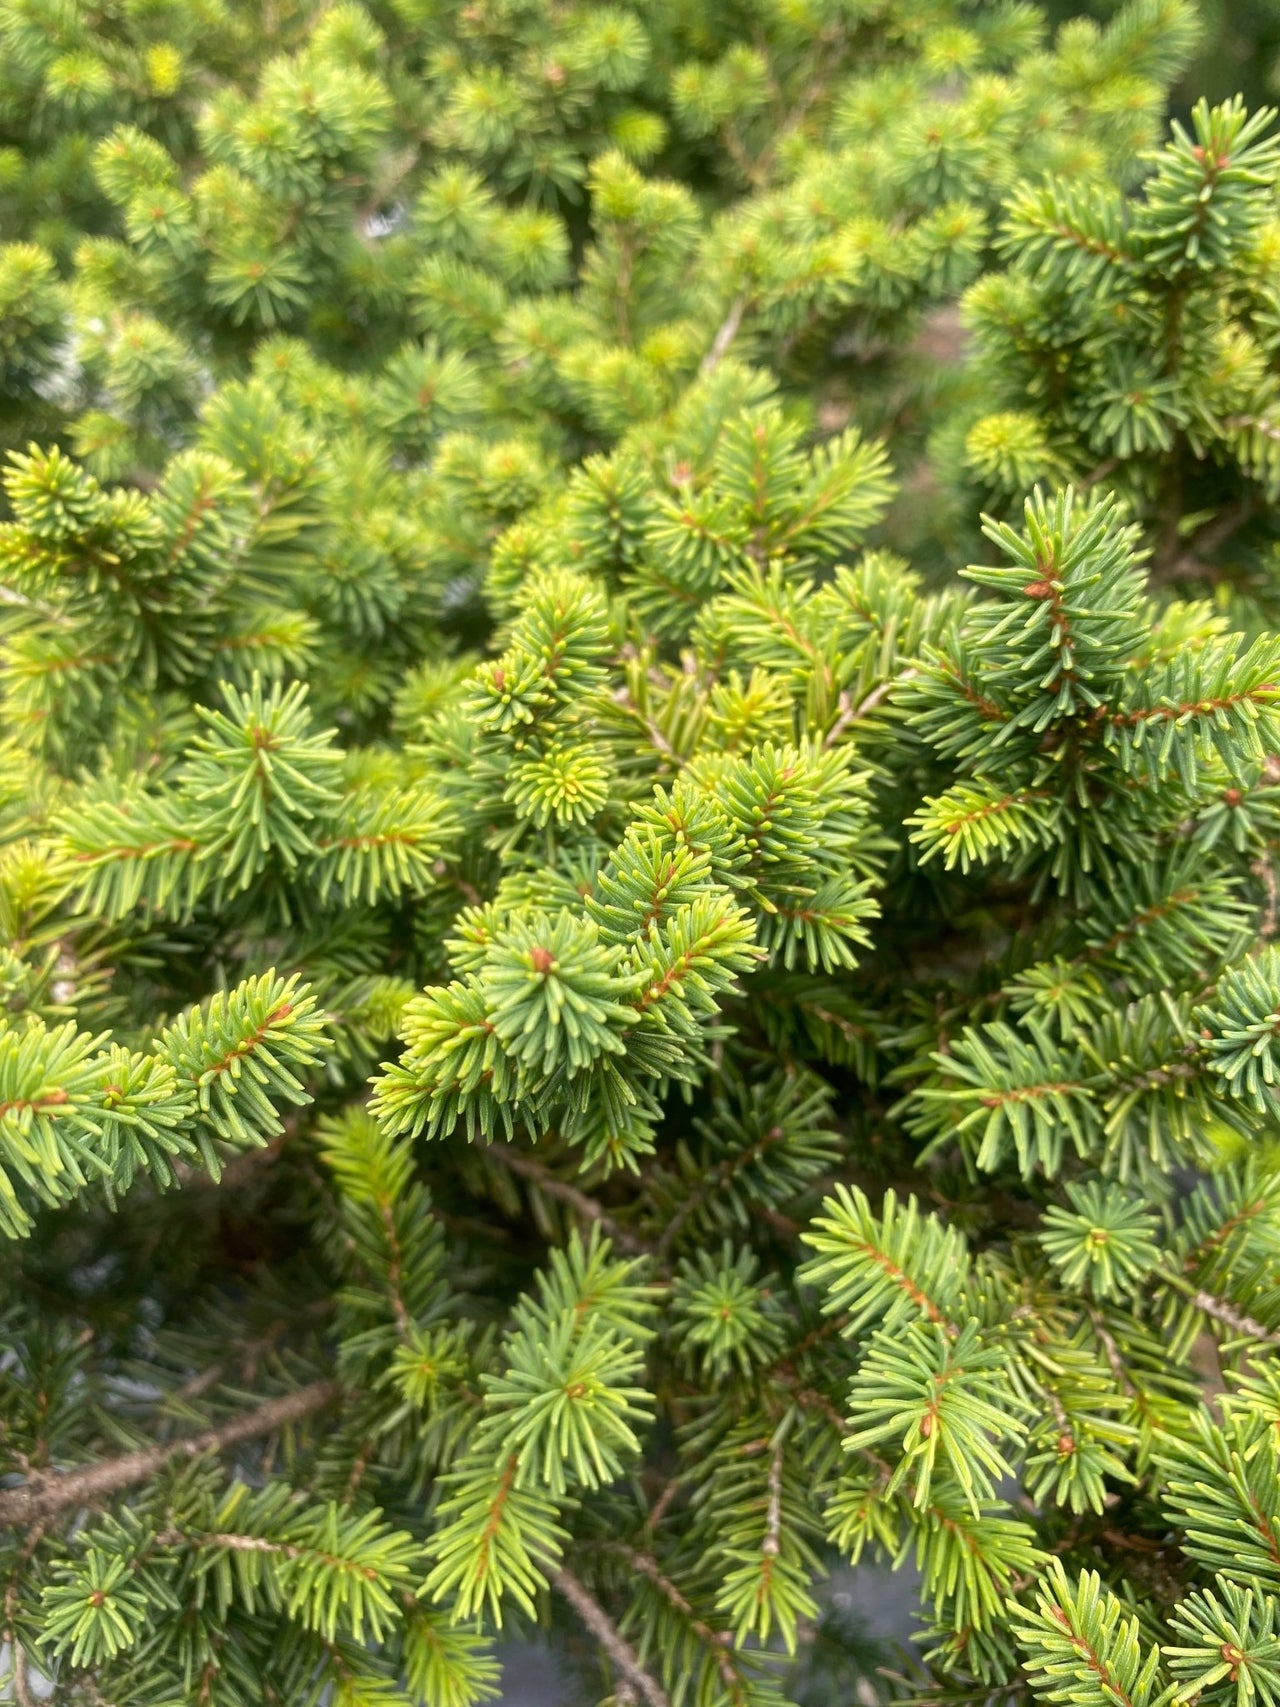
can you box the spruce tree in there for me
[4,2,1280,1704]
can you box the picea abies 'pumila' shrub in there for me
[5,3,1280,1706]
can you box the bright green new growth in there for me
[4,1,1280,1705]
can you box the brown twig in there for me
[1186,1286,1280,1344]
[747,41,840,183]
[3,1520,44,1705]
[1152,1262,1280,1345]
[823,691,858,751]
[611,687,677,761]
[1255,856,1279,941]
[653,1119,802,1265]
[701,296,747,376]
[0,1380,339,1529]
[0,586,58,619]
[1153,492,1262,585]
[761,1439,784,1558]
[644,1474,682,1534]
[1087,1309,1136,1396]
[824,669,919,748]
[489,1145,646,1254]
[608,1547,741,1691]
[551,1566,670,1707]
[1080,456,1121,491]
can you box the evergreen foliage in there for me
[4,1,1280,1704]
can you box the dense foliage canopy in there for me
[4,2,1280,1705]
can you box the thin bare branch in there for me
[1153,492,1262,585]
[489,1145,646,1254]
[701,296,747,376]
[0,1380,339,1530]
[761,1437,784,1558]
[551,1567,670,1707]
[609,1547,741,1691]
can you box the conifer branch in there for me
[1154,1266,1280,1343]
[2,12,1275,1699]
[551,1567,670,1707]
[488,1144,646,1253]
[611,1546,745,1689]
[0,1381,339,1529]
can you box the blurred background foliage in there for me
[1051,0,1280,109]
